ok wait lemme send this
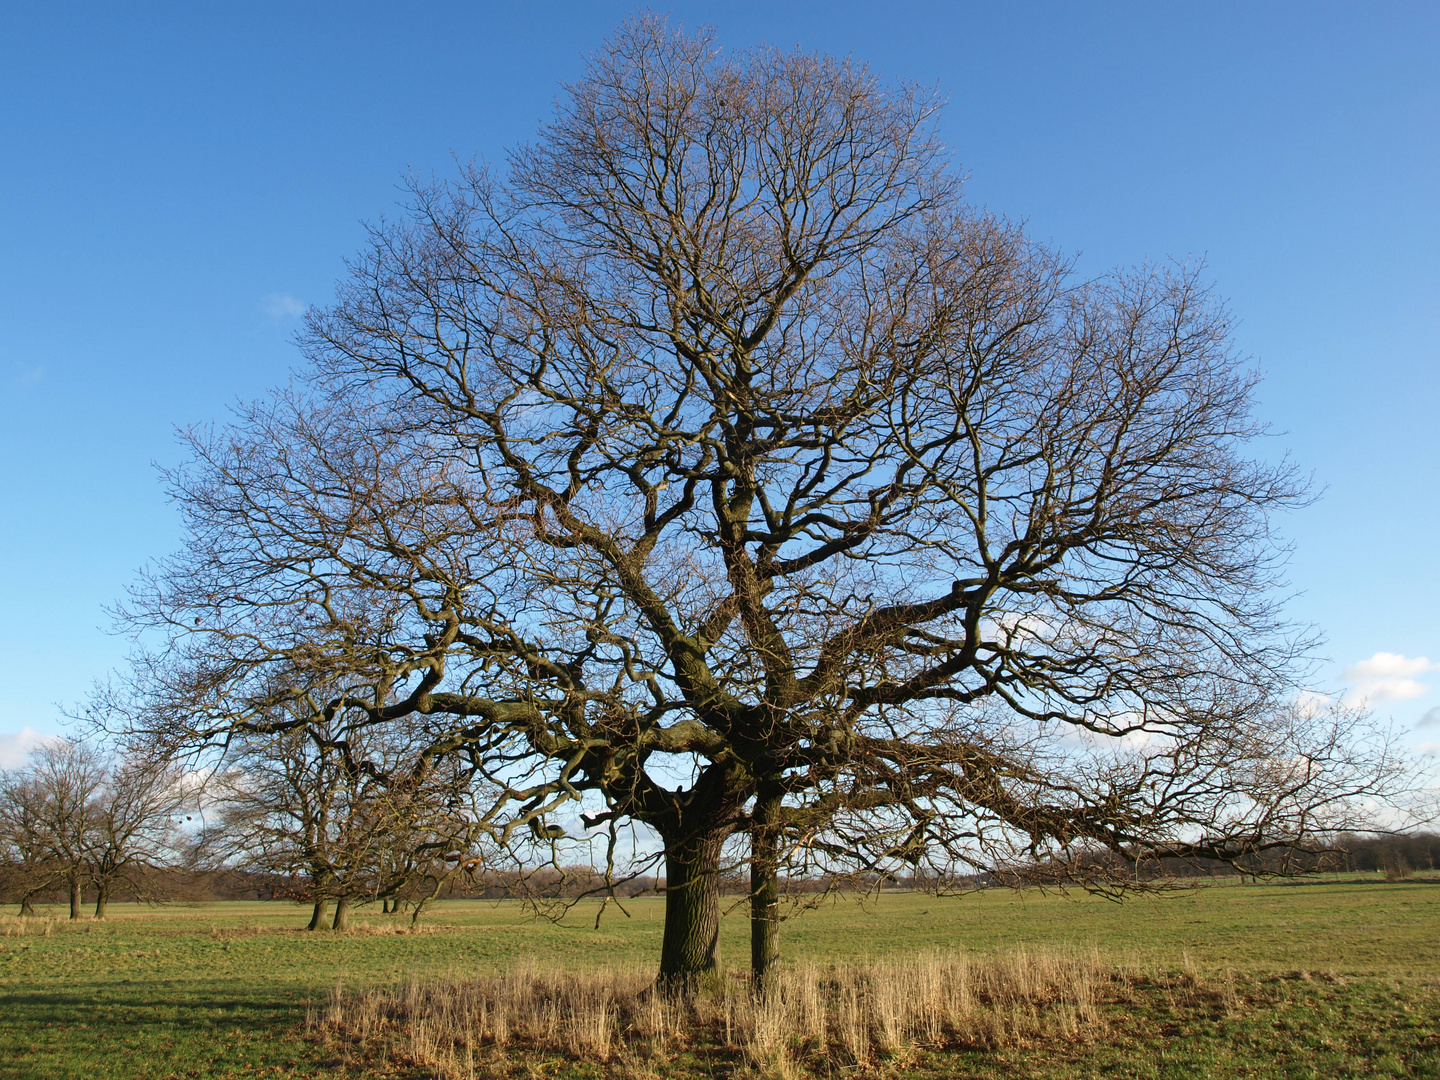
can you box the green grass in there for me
[2,877,1438,1079]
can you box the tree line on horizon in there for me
[1,735,1433,925]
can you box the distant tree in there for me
[364,756,496,926]
[0,742,105,918]
[200,702,490,930]
[0,768,66,915]
[204,720,366,931]
[117,15,1411,990]
[0,740,182,919]
[1331,831,1440,877]
[85,753,186,918]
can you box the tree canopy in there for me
[115,16,1407,987]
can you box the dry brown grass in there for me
[312,950,1109,1078]
[1,914,82,937]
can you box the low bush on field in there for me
[313,950,1108,1077]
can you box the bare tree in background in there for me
[0,740,184,919]
[365,755,497,926]
[116,15,1411,990]
[0,742,105,918]
[205,720,371,930]
[0,767,67,916]
[201,703,491,929]
[85,752,185,918]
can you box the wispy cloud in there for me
[260,292,306,321]
[7,363,44,387]
[1417,706,1440,729]
[1343,652,1436,704]
[0,727,59,769]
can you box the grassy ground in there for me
[1,876,1437,1079]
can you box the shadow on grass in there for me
[0,984,330,1080]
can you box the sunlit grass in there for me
[1,877,1437,1078]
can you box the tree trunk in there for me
[306,898,329,931]
[19,895,35,917]
[69,872,83,920]
[412,875,444,927]
[331,895,350,931]
[750,783,783,994]
[657,828,727,992]
[94,886,109,920]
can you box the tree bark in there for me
[657,828,728,992]
[94,886,109,920]
[331,895,350,931]
[68,872,83,920]
[412,875,445,927]
[750,783,783,994]
[306,898,329,931]
[19,895,35,917]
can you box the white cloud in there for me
[260,292,306,321]
[1417,707,1440,729]
[1343,652,1436,704]
[1353,678,1431,702]
[0,727,60,769]
[1346,653,1435,680]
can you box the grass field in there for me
[2,877,1438,1079]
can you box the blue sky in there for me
[1,2,1437,764]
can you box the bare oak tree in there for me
[118,16,1408,989]
[85,751,185,918]
[0,767,69,916]
[0,741,105,918]
[0,740,183,918]
[200,702,492,930]
[204,718,382,931]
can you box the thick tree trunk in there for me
[750,783,783,994]
[306,898,329,931]
[19,895,35,917]
[94,887,109,920]
[68,872,83,920]
[331,895,350,931]
[658,828,728,991]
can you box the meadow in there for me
[2,877,1437,1079]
